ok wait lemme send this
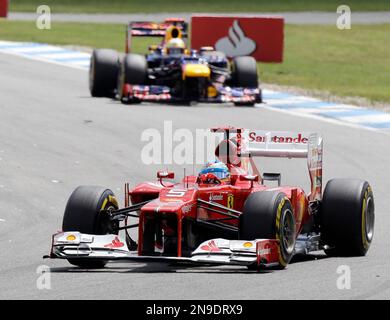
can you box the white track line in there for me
[258,103,390,135]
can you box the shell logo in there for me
[243,242,253,248]
[66,234,76,241]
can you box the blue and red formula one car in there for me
[89,19,262,106]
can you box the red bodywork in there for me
[125,127,321,259]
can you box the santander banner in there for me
[0,0,8,18]
[191,16,284,63]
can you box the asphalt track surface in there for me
[0,52,389,299]
[9,11,390,24]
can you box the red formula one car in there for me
[89,18,262,106]
[47,127,375,270]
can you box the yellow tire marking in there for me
[100,194,119,212]
[100,198,108,211]
[108,195,119,208]
[276,197,288,267]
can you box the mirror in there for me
[157,171,175,179]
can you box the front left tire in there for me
[240,191,296,269]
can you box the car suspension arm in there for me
[109,199,153,220]
[197,199,242,217]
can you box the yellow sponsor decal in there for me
[227,194,234,209]
[243,242,253,248]
[66,234,76,241]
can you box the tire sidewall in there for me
[274,194,296,267]
[240,191,296,268]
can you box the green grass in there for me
[0,20,389,104]
[260,24,390,104]
[9,0,390,13]
[0,20,154,52]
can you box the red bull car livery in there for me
[89,18,262,106]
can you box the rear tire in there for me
[62,186,119,268]
[321,179,374,256]
[89,49,119,98]
[118,53,148,103]
[240,191,296,269]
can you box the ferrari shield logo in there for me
[227,194,234,209]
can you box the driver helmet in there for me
[199,160,230,182]
[165,38,186,55]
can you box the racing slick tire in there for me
[231,56,259,106]
[62,186,119,268]
[231,56,258,88]
[118,53,148,103]
[321,179,375,257]
[89,49,120,98]
[240,191,296,270]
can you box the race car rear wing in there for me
[246,130,323,200]
[211,127,323,200]
[126,18,188,53]
[245,130,315,158]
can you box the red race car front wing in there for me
[46,232,280,268]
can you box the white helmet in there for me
[166,38,185,55]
